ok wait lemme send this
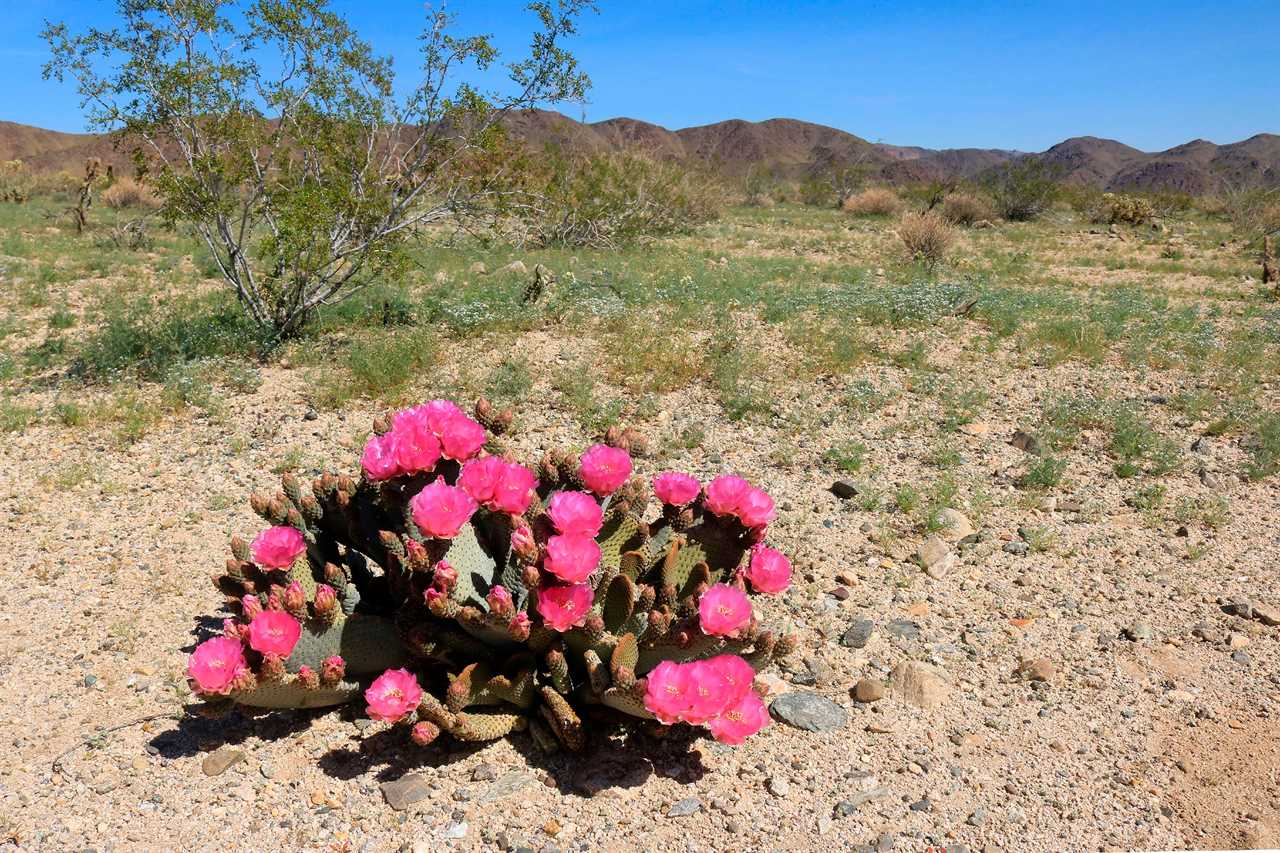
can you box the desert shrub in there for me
[102,177,161,210]
[798,177,835,208]
[940,191,995,226]
[522,150,723,249]
[1216,184,1280,241]
[1090,192,1154,225]
[984,158,1062,221]
[0,160,34,203]
[841,187,901,217]
[897,212,955,269]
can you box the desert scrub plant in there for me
[1019,456,1069,489]
[1244,412,1280,480]
[982,158,1061,221]
[841,187,901,218]
[896,213,955,271]
[46,0,594,343]
[822,441,867,473]
[940,191,995,226]
[101,177,161,210]
[186,399,797,753]
[1089,192,1154,225]
[310,328,439,409]
[1109,407,1180,478]
[517,149,723,249]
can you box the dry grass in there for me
[841,186,902,217]
[102,177,161,210]
[896,211,955,267]
[940,191,996,226]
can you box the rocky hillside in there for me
[4,112,1277,192]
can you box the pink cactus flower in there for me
[409,478,478,539]
[707,654,756,706]
[652,472,701,506]
[486,584,514,617]
[736,486,776,529]
[547,491,603,537]
[698,583,752,637]
[250,525,305,569]
[361,432,401,480]
[683,659,733,723]
[745,544,792,594]
[491,461,538,515]
[424,587,445,609]
[704,475,751,518]
[542,534,602,584]
[417,399,465,434]
[364,668,423,723]
[438,413,487,461]
[458,455,505,505]
[707,690,770,745]
[240,594,263,620]
[643,660,693,724]
[578,444,632,496]
[391,418,443,474]
[535,582,593,632]
[247,610,302,657]
[187,636,249,695]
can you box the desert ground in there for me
[1,195,1278,853]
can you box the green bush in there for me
[983,158,1062,221]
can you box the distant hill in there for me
[3,113,1277,193]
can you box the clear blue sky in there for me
[4,0,1276,152]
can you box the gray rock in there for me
[933,508,975,543]
[1003,541,1029,556]
[917,536,952,570]
[1232,651,1252,666]
[841,619,876,649]
[440,821,468,840]
[909,796,932,812]
[471,763,497,782]
[1252,603,1280,627]
[1010,430,1042,455]
[769,692,849,732]
[666,797,702,817]
[885,619,919,640]
[381,774,433,811]
[1124,621,1155,642]
[767,776,791,797]
[480,772,534,803]
[200,746,246,777]
[968,808,987,826]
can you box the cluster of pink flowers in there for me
[250,525,306,569]
[643,654,770,744]
[365,668,423,722]
[704,474,776,529]
[187,608,304,695]
[536,488,607,629]
[458,455,538,515]
[361,400,487,481]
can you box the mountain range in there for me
[3,111,1278,194]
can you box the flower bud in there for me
[297,665,319,689]
[240,594,263,620]
[486,585,514,619]
[521,564,542,589]
[411,721,440,746]
[283,580,307,617]
[404,538,429,570]
[424,587,448,616]
[260,655,286,682]
[313,584,338,619]
[510,521,538,563]
[508,611,532,642]
[320,655,345,685]
[432,560,457,593]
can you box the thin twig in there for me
[51,712,183,775]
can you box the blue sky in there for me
[4,0,1276,152]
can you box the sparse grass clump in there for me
[101,177,161,210]
[896,213,955,269]
[841,187,901,218]
[940,191,995,226]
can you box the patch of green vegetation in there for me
[822,441,867,473]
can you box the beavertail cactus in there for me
[187,399,798,750]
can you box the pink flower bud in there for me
[432,559,457,593]
[250,526,305,569]
[404,537,428,565]
[365,668,422,723]
[508,611,532,642]
[424,587,447,614]
[652,472,701,506]
[282,580,306,615]
[486,585,514,619]
[409,478,478,539]
[313,583,338,617]
[320,655,345,685]
[511,521,538,563]
[698,583,752,638]
[297,665,319,689]
[240,594,263,620]
[411,721,441,746]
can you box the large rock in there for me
[381,773,432,811]
[769,692,849,732]
[892,661,950,709]
[933,508,975,543]
[917,536,957,579]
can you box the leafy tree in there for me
[45,0,594,343]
